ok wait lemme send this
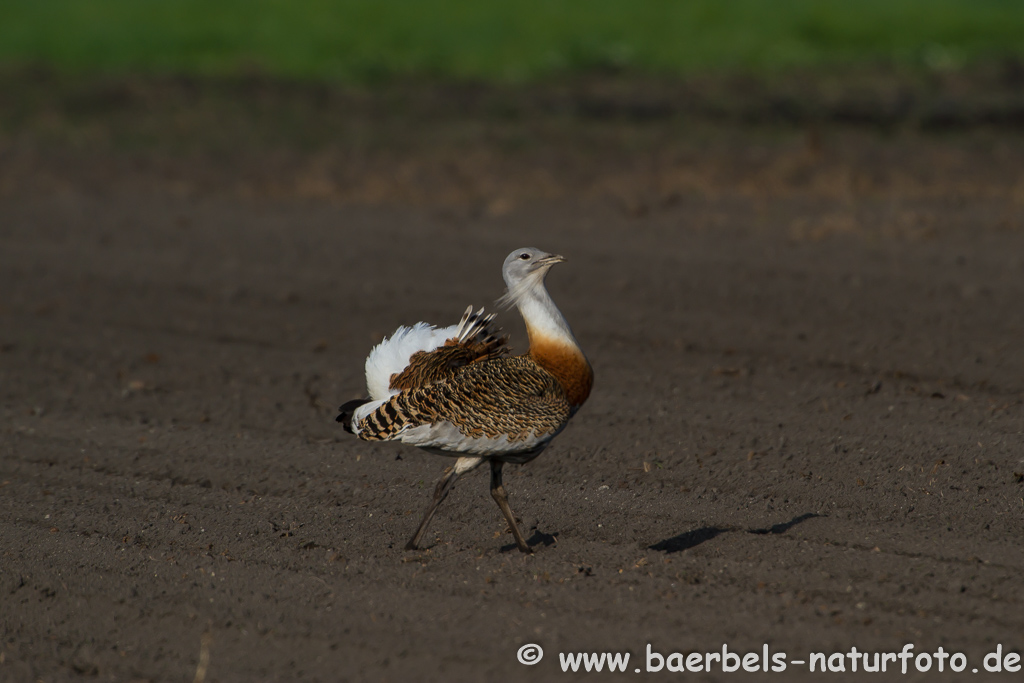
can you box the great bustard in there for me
[337,248,592,553]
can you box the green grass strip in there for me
[2,0,1023,81]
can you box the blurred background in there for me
[2,0,1024,206]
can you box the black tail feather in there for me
[337,397,371,433]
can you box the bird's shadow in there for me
[500,530,559,553]
[748,512,819,536]
[649,526,728,553]
[650,513,820,554]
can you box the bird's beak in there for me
[536,254,566,267]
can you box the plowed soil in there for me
[2,71,1023,681]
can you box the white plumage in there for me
[353,321,463,436]
[399,421,562,457]
[364,321,461,401]
[354,307,500,438]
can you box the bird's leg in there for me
[489,460,533,554]
[406,467,459,551]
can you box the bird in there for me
[337,247,593,553]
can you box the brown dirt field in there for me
[1,71,1024,681]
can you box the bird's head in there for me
[499,248,565,308]
[502,247,565,287]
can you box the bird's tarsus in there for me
[490,460,533,554]
[406,467,460,550]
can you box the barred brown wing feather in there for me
[388,335,507,392]
[357,356,570,445]
[387,306,508,393]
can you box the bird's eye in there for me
[519,253,531,260]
